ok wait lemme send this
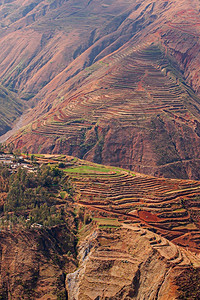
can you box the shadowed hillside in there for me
[0,84,26,136]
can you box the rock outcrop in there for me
[66,225,200,299]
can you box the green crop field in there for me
[64,165,116,174]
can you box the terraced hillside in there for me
[32,154,200,252]
[10,42,200,179]
[37,154,200,298]
[0,0,165,97]
[67,224,200,299]
[0,153,200,299]
[74,171,200,251]
[0,0,200,180]
[0,0,199,181]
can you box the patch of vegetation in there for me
[64,165,114,174]
[60,191,66,199]
[0,84,26,136]
[98,224,120,228]
[0,163,74,228]
[173,208,186,213]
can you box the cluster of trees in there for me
[0,142,15,154]
[0,204,66,229]
[5,166,63,210]
[0,163,73,228]
[0,165,10,192]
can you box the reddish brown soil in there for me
[138,211,161,222]
[0,154,199,299]
[0,0,200,180]
[0,226,77,299]
[8,41,200,179]
[68,168,200,252]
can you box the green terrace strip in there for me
[0,151,200,251]
[64,165,120,175]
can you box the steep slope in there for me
[0,226,76,299]
[0,153,200,299]
[0,157,78,299]
[0,0,200,179]
[0,0,140,97]
[67,225,200,300]
[0,0,199,97]
[10,43,200,179]
[0,84,26,136]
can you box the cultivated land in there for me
[10,42,200,179]
[37,154,200,252]
[0,0,199,179]
[0,0,200,298]
[0,153,199,298]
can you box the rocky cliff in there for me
[0,154,199,299]
[66,224,200,300]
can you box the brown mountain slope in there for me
[0,0,200,179]
[70,164,200,252]
[0,0,199,97]
[0,154,200,299]
[25,154,200,253]
[67,224,200,300]
[0,0,141,97]
[9,43,200,179]
[0,226,77,299]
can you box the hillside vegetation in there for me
[0,153,199,299]
[0,84,26,136]
[0,0,200,298]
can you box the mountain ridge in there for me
[0,0,200,180]
[0,1,200,298]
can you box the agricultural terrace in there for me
[34,154,200,252]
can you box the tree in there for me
[31,154,35,163]
[22,146,29,158]
[7,143,14,154]
[0,143,4,153]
